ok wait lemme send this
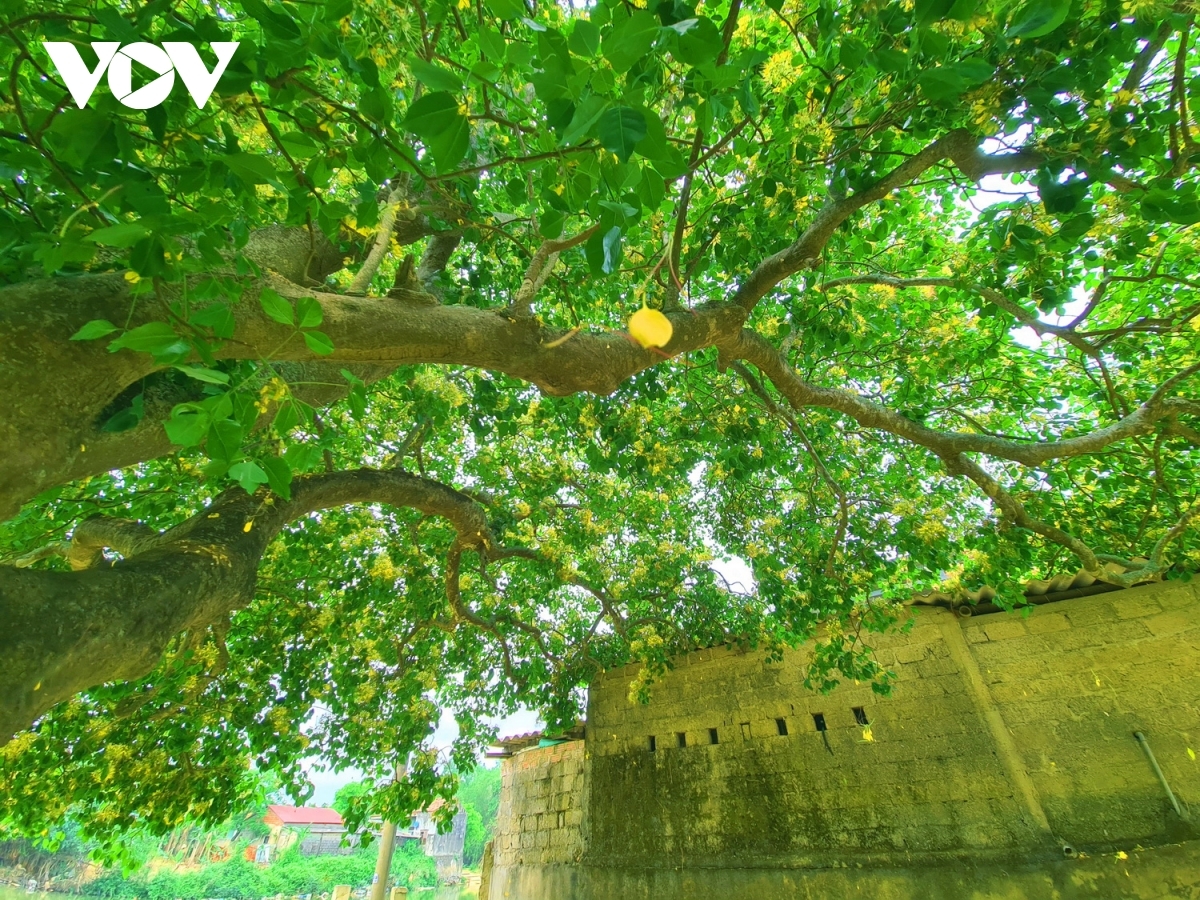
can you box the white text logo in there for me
[42,41,240,110]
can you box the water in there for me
[0,885,475,900]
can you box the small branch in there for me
[940,452,1103,575]
[1122,19,1176,94]
[348,188,405,295]
[508,223,600,316]
[732,361,849,577]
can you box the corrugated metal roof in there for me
[266,804,344,826]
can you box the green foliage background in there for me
[80,843,437,900]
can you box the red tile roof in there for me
[266,804,344,826]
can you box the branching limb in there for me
[14,517,160,571]
[940,451,1103,574]
[727,329,1199,469]
[414,230,463,294]
[348,188,407,296]
[1122,19,1177,94]
[731,361,849,577]
[508,223,600,316]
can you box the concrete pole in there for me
[368,762,407,900]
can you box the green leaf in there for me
[601,225,622,274]
[284,442,321,472]
[1008,0,1071,39]
[602,10,660,74]
[952,58,995,86]
[278,131,320,158]
[86,223,150,248]
[224,153,281,186]
[108,322,181,355]
[273,401,300,436]
[597,107,647,162]
[913,0,955,26]
[918,67,967,101]
[404,92,471,173]
[260,456,293,500]
[164,408,211,447]
[71,319,118,341]
[240,0,302,40]
[296,296,324,329]
[674,16,723,67]
[569,19,601,57]
[560,95,607,147]
[190,303,237,340]
[490,0,525,20]
[174,365,231,384]
[100,393,144,433]
[228,460,270,494]
[410,59,464,92]
[259,287,295,326]
[207,418,245,463]
[303,330,335,355]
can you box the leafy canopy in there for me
[2,0,1200,860]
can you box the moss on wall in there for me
[490,581,1200,898]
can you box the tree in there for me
[2,0,1199,853]
[457,766,501,867]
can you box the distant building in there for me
[407,798,468,879]
[264,805,354,858]
[261,802,467,876]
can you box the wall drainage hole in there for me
[709,727,719,745]
[648,735,656,752]
[812,713,827,732]
[677,732,687,748]
[852,707,869,726]
[776,718,789,736]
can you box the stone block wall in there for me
[962,581,1200,845]
[585,613,1045,865]
[492,739,587,871]
[488,580,1200,898]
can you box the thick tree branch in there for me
[0,269,746,518]
[415,230,463,293]
[0,468,501,745]
[725,329,1198,472]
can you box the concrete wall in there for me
[488,580,1200,898]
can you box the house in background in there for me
[260,803,467,876]
[406,798,468,879]
[263,805,355,859]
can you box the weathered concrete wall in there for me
[489,580,1200,898]
[487,841,1200,900]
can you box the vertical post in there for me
[1134,731,1188,819]
[937,613,1054,836]
[368,761,407,900]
